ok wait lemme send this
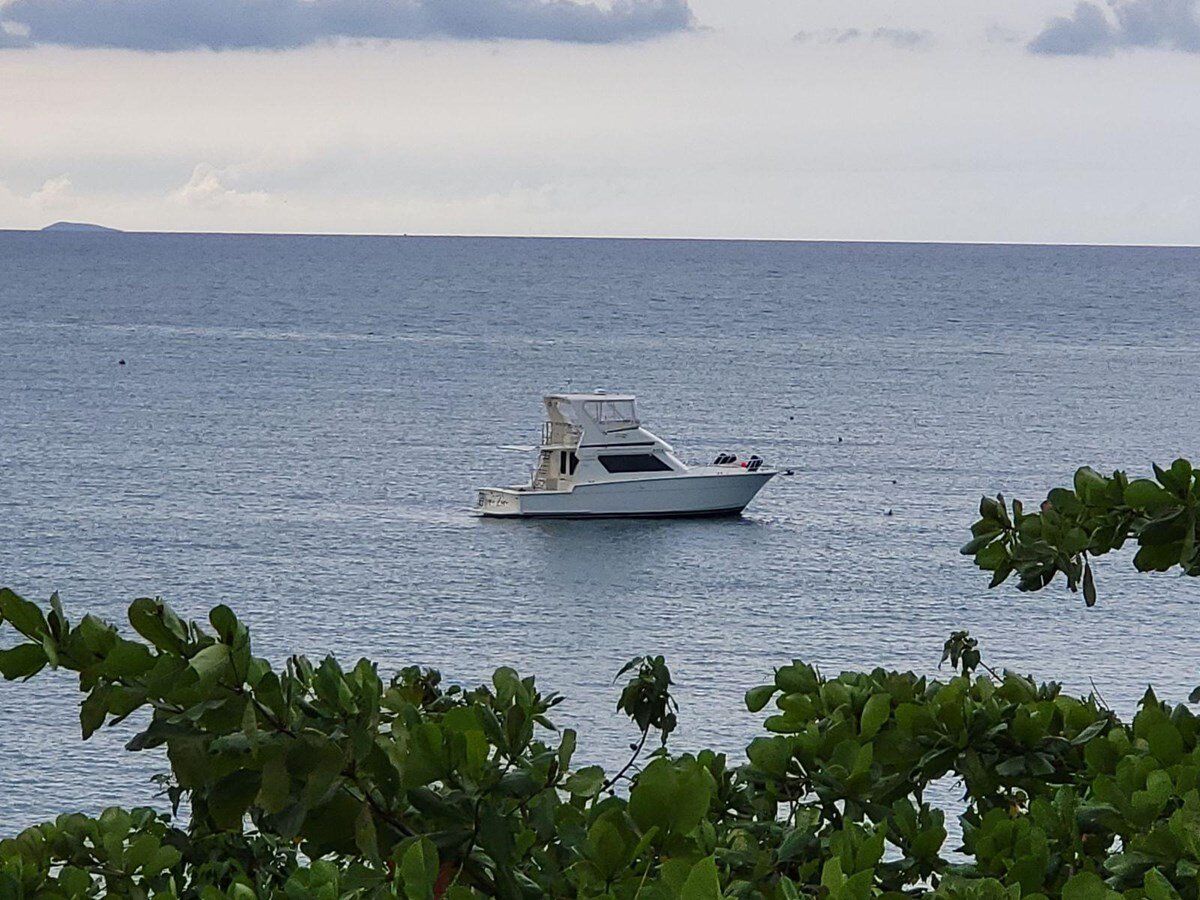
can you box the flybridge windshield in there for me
[583,399,638,425]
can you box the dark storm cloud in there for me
[0,0,693,51]
[1029,0,1200,54]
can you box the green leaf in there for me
[284,859,340,900]
[46,592,66,635]
[586,815,632,879]
[123,832,160,873]
[40,631,59,668]
[80,685,111,739]
[1139,511,1188,546]
[564,765,606,798]
[860,692,891,739]
[188,643,231,684]
[1134,543,1180,572]
[128,597,187,653]
[403,723,447,788]
[104,639,155,678]
[76,614,117,655]
[147,845,182,877]
[256,754,291,814]
[1074,466,1108,502]
[208,770,260,831]
[209,604,239,643]
[747,736,794,779]
[0,643,48,680]
[477,804,516,867]
[629,757,712,837]
[558,727,577,772]
[821,857,845,892]
[1126,479,1177,511]
[975,541,1008,570]
[57,866,92,894]
[1062,871,1118,900]
[1156,459,1195,497]
[1144,718,1184,764]
[0,589,49,639]
[400,838,438,900]
[354,802,380,862]
[979,496,1003,521]
[1070,718,1110,745]
[775,662,818,693]
[1082,560,1097,607]
[745,684,776,713]
[680,855,721,900]
[1144,868,1183,900]
[1049,488,1082,515]
[988,561,1015,588]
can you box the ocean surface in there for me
[1,232,1199,832]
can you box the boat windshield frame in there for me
[582,399,638,427]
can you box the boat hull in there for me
[475,471,777,518]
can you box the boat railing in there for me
[541,421,582,447]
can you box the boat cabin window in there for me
[598,453,672,473]
[583,399,638,427]
[559,451,579,475]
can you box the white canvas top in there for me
[544,392,639,429]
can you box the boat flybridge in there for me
[475,393,786,518]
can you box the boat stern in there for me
[475,488,524,517]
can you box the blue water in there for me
[2,232,1199,831]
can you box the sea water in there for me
[1,232,1198,829]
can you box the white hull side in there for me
[477,472,776,518]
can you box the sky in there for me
[1,0,1198,244]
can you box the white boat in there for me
[475,392,785,518]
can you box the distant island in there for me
[41,221,123,234]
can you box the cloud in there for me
[171,164,272,209]
[0,0,692,50]
[832,28,862,44]
[0,21,31,46]
[793,27,932,49]
[871,27,932,48]
[1029,0,1200,55]
[29,174,77,209]
[984,24,1021,45]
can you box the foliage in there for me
[962,458,1200,605]
[3,587,1200,898]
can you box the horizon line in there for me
[5,226,1199,250]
